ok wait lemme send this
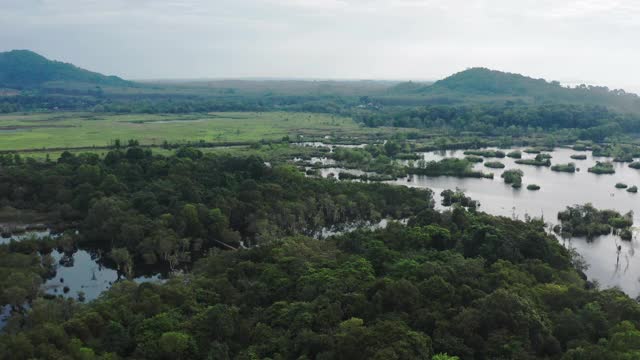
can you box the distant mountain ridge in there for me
[0,50,132,89]
[390,67,640,113]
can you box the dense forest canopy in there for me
[0,148,431,268]
[353,103,640,141]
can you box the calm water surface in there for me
[43,249,166,302]
[386,147,640,297]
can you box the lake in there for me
[302,146,640,297]
[1,229,165,303]
[389,147,640,297]
[43,249,166,302]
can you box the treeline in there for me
[354,104,640,141]
[3,207,640,359]
[0,93,352,115]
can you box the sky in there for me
[1,0,639,92]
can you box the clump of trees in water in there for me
[588,161,615,174]
[592,144,640,159]
[484,161,505,169]
[463,149,505,158]
[464,155,483,163]
[507,150,522,158]
[440,189,479,209]
[409,158,492,178]
[556,204,633,239]
[515,154,551,167]
[551,163,577,173]
[571,154,587,160]
[330,143,410,177]
[501,169,524,188]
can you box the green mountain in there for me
[0,50,132,89]
[430,68,562,95]
[390,68,640,113]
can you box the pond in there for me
[0,305,10,330]
[43,249,167,302]
[384,147,640,297]
[1,229,166,303]
[0,246,166,330]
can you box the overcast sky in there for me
[1,0,639,91]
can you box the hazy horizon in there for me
[2,0,640,92]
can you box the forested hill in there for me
[0,50,132,89]
[432,68,567,95]
[390,68,640,113]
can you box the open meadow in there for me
[0,111,399,152]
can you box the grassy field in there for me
[0,111,392,152]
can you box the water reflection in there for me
[0,305,10,330]
[43,249,166,302]
[43,250,118,302]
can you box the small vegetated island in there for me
[463,150,505,158]
[527,184,541,191]
[551,162,577,173]
[329,145,409,179]
[465,155,484,163]
[630,161,640,169]
[515,154,551,167]
[588,161,615,174]
[409,158,493,178]
[501,169,524,188]
[592,144,640,158]
[628,185,638,193]
[570,154,587,160]
[440,189,480,209]
[615,183,628,189]
[614,154,634,163]
[555,204,634,240]
[507,150,522,159]
[484,161,505,169]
